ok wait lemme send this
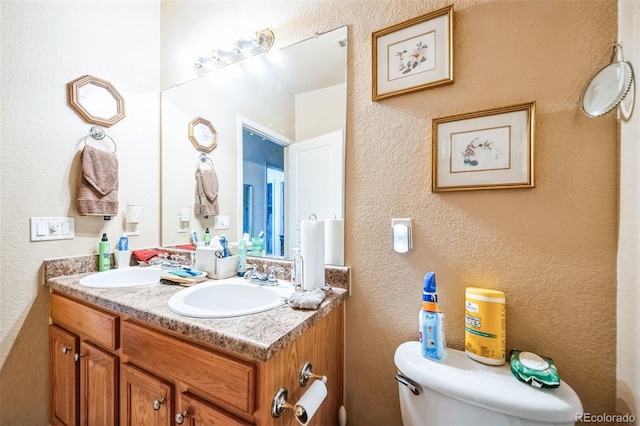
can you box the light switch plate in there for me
[214,215,229,230]
[31,217,75,241]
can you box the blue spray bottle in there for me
[419,272,446,360]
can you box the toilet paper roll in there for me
[301,219,325,291]
[324,219,344,266]
[295,380,327,426]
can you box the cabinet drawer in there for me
[179,391,251,426]
[50,293,119,350]
[122,321,256,417]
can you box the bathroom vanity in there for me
[45,257,348,426]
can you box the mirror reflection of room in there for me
[161,26,347,260]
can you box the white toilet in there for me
[394,342,583,426]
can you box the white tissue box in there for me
[213,255,238,279]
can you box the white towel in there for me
[287,288,326,310]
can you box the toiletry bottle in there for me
[98,233,111,271]
[237,239,247,276]
[118,233,128,251]
[204,228,211,246]
[419,272,446,360]
[219,235,231,257]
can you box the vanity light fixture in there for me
[194,29,275,70]
[125,204,143,236]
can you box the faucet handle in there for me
[267,266,285,282]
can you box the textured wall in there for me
[617,0,639,419]
[0,1,160,423]
[347,2,618,422]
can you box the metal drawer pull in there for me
[61,346,71,355]
[152,398,165,411]
[74,352,85,362]
[175,411,189,424]
[395,373,422,396]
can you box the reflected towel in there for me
[194,168,219,215]
[77,145,119,216]
[132,249,168,263]
[287,288,327,310]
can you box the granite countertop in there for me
[45,254,349,362]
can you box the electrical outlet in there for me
[31,217,75,241]
[214,215,229,230]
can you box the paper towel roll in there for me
[324,219,344,266]
[300,219,325,291]
[295,380,327,426]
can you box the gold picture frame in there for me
[432,102,536,192]
[372,5,454,101]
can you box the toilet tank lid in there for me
[394,342,583,423]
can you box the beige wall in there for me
[0,1,160,423]
[617,0,639,420]
[345,2,618,422]
[0,1,623,424]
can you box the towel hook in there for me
[83,126,117,153]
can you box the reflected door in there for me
[287,129,345,252]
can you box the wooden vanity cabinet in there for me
[49,293,119,426]
[50,291,344,426]
[121,306,344,425]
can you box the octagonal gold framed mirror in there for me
[188,117,218,152]
[67,75,125,127]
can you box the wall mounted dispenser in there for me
[392,218,412,253]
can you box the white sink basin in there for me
[168,277,294,318]
[79,267,163,288]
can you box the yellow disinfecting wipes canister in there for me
[464,287,506,365]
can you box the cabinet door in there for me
[50,325,79,426]
[79,341,118,426]
[176,392,250,426]
[121,363,173,426]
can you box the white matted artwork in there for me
[372,5,453,101]
[432,102,535,192]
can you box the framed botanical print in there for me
[432,102,535,192]
[372,5,454,101]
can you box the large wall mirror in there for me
[161,26,347,261]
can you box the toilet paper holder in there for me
[271,361,328,421]
[271,387,299,418]
[299,361,326,386]
[270,381,328,424]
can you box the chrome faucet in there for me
[244,265,282,286]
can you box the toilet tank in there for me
[394,342,583,426]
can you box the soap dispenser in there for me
[98,233,111,271]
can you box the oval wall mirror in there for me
[67,75,126,127]
[581,44,635,118]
